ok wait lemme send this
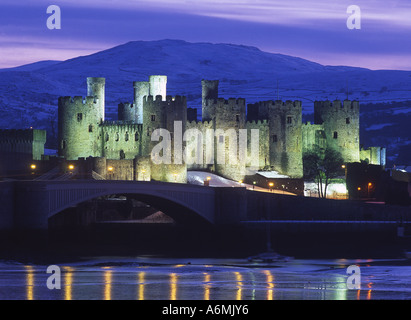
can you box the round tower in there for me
[58,96,103,160]
[149,75,167,100]
[87,77,105,122]
[118,102,134,122]
[201,80,219,122]
[314,99,360,163]
[133,81,150,124]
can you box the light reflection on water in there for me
[1,259,410,300]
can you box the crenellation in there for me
[54,75,383,183]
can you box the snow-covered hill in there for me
[0,39,410,164]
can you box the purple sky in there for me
[1,0,411,70]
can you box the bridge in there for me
[1,180,410,232]
[0,180,249,230]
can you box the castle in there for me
[55,76,385,184]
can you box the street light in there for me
[269,182,274,192]
[107,166,114,172]
[30,164,36,170]
[68,164,75,171]
[368,182,372,198]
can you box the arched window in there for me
[125,132,129,141]
[115,132,119,141]
[135,132,139,141]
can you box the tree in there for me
[303,147,344,198]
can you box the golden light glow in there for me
[342,165,346,169]
[204,273,211,300]
[68,164,75,170]
[269,182,274,187]
[170,273,178,300]
[107,166,113,172]
[234,272,242,300]
[263,270,274,300]
[206,176,211,181]
[239,180,243,184]
[25,265,34,300]
[368,182,372,186]
[104,269,112,300]
[138,272,145,301]
[63,266,74,300]
[30,164,36,170]
[358,187,361,191]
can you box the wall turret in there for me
[202,80,219,121]
[86,77,105,122]
[149,75,167,100]
[133,81,150,124]
[118,102,135,122]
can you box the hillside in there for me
[0,39,410,165]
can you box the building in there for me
[3,75,380,184]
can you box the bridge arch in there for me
[13,180,216,230]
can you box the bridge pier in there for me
[14,183,50,230]
[214,187,247,224]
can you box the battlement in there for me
[187,120,213,126]
[144,95,187,104]
[246,119,268,126]
[205,97,245,106]
[58,96,99,106]
[314,99,359,109]
[101,120,141,127]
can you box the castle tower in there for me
[133,81,150,124]
[314,99,360,163]
[268,100,303,178]
[201,80,219,122]
[149,76,167,100]
[58,96,103,160]
[142,95,187,182]
[86,77,105,122]
[118,102,134,122]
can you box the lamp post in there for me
[368,182,372,198]
[269,182,274,192]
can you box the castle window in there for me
[272,135,278,143]
[346,117,350,124]
[135,132,139,141]
[77,113,83,122]
[147,127,151,136]
[120,150,125,160]
[125,132,129,141]
[287,116,292,124]
[61,140,66,149]
[105,133,109,141]
[115,133,119,141]
[219,135,224,143]
[236,114,240,122]
[333,131,338,139]
[89,125,93,132]
[151,115,156,121]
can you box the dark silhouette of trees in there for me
[303,147,344,198]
